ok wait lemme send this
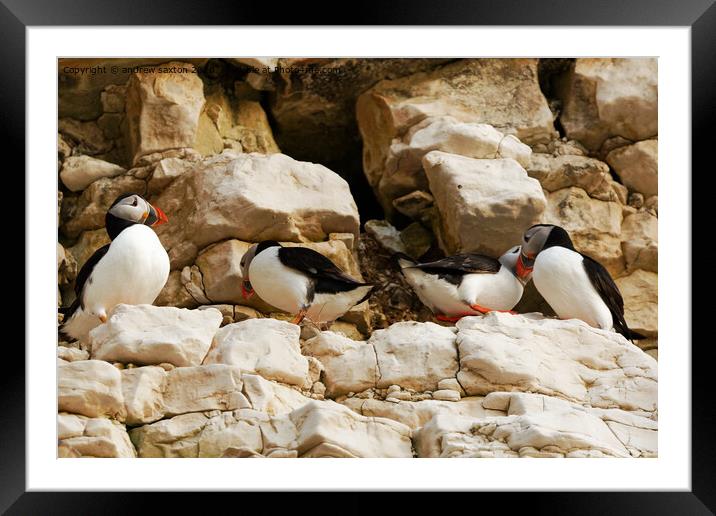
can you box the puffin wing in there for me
[59,243,110,339]
[581,254,642,340]
[409,253,501,285]
[278,246,370,293]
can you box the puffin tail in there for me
[626,329,647,342]
[392,252,416,270]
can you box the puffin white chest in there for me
[83,225,170,314]
[533,246,613,329]
[248,247,310,314]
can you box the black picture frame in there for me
[7,0,708,511]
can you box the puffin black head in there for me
[239,240,282,299]
[516,224,575,279]
[105,193,169,240]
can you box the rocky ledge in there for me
[58,305,657,458]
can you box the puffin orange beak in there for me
[241,280,254,299]
[516,255,534,279]
[150,204,169,226]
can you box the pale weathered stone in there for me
[125,61,206,164]
[60,155,127,192]
[121,366,167,426]
[615,270,658,337]
[392,190,434,220]
[358,59,555,203]
[89,304,222,367]
[241,374,313,416]
[542,186,624,275]
[559,58,657,150]
[621,211,658,272]
[58,414,136,458]
[344,397,501,430]
[147,156,197,194]
[374,117,532,213]
[162,364,247,417]
[432,389,461,402]
[153,152,360,268]
[527,153,622,202]
[303,331,377,397]
[57,346,89,362]
[423,151,546,256]
[364,220,406,255]
[58,359,125,420]
[607,139,658,197]
[130,412,209,457]
[289,401,413,458]
[455,313,657,412]
[371,321,458,392]
[204,318,309,387]
[415,392,634,458]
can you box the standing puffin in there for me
[397,246,528,322]
[60,193,170,343]
[240,241,373,325]
[515,224,644,341]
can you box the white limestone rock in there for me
[58,413,136,458]
[455,313,658,413]
[289,401,413,458]
[423,151,546,256]
[204,318,309,387]
[89,304,222,367]
[60,155,127,192]
[303,331,378,397]
[58,359,125,420]
[371,321,459,392]
[607,139,658,198]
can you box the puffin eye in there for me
[132,198,138,207]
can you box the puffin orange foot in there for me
[469,304,491,314]
[291,309,308,325]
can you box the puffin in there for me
[515,223,644,341]
[240,241,373,325]
[397,246,529,322]
[60,193,170,343]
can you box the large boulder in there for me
[358,58,556,203]
[89,304,222,367]
[542,186,624,275]
[455,313,657,413]
[60,155,127,192]
[58,359,125,420]
[153,152,360,268]
[423,151,546,256]
[203,318,309,387]
[606,139,658,197]
[125,61,205,165]
[559,58,657,150]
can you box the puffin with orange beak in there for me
[516,224,644,342]
[60,193,170,343]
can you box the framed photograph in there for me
[9,0,709,510]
